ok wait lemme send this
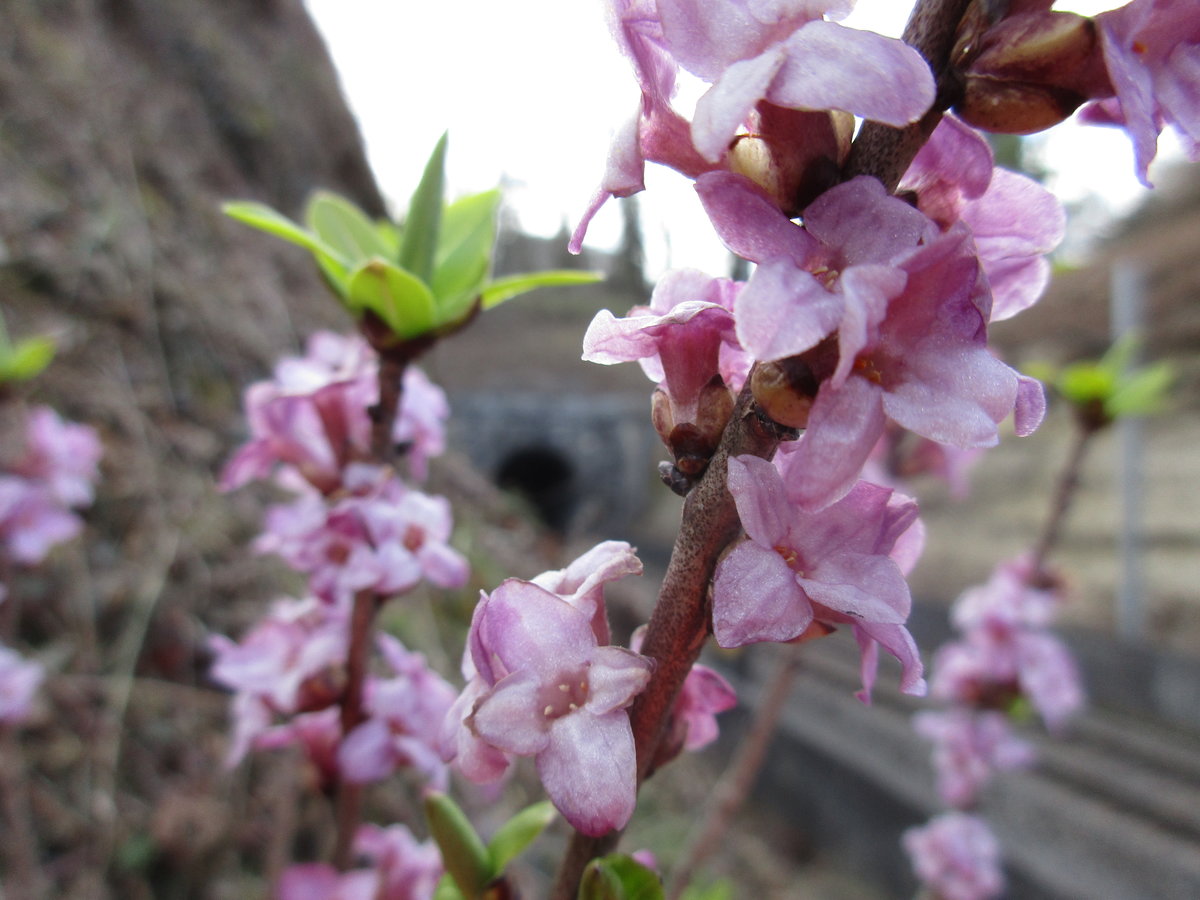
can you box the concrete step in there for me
[720,627,1200,900]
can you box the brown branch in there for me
[333,345,411,869]
[842,0,973,192]
[666,644,804,900]
[1030,416,1098,580]
[551,378,785,899]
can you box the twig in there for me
[842,0,972,192]
[665,644,804,900]
[0,728,48,898]
[332,587,378,869]
[552,2,977,893]
[1030,417,1098,580]
[332,347,409,869]
[551,378,785,899]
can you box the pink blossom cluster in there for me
[906,556,1084,898]
[903,812,1004,900]
[213,332,466,793]
[222,331,448,494]
[931,556,1084,734]
[208,598,455,788]
[577,1,1069,705]
[277,822,442,900]
[0,405,102,571]
[441,541,736,836]
[0,405,101,726]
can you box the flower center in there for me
[402,524,426,552]
[539,669,590,721]
[773,544,806,578]
[854,355,884,385]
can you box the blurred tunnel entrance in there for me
[495,446,576,533]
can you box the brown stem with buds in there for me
[553,1,979,894]
[551,377,787,898]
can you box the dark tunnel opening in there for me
[495,446,577,533]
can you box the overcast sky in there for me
[304,0,1174,275]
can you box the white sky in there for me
[305,0,1178,277]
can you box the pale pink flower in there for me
[0,644,44,725]
[915,709,1036,808]
[904,812,1004,900]
[448,558,652,835]
[712,454,925,699]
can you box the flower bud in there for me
[952,10,1112,134]
[729,106,853,217]
[750,357,820,429]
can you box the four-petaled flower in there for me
[451,572,653,836]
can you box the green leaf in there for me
[425,793,492,899]
[578,855,663,900]
[1057,363,1114,406]
[221,201,345,262]
[679,880,734,900]
[486,801,556,874]
[1107,361,1174,418]
[432,189,502,324]
[0,336,55,382]
[480,270,603,310]
[400,132,449,284]
[433,874,468,900]
[346,259,437,340]
[313,248,352,300]
[305,191,392,265]
[1098,334,1140,378]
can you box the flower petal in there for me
[538,710,637,836]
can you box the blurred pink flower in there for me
[904,812,1004,900]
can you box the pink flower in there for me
[255,467,467,606]
[208,596,349,766]
[914,709,1036,808]
[338,634,456,788]
[657,0,934,161]
[673,662,737,751]
[0,476,83,565]
[572,0,935,250]
[222,332,448,493]
[903,812,1004,900]
[0,644,44,725]
[899,116,1065,322]
[13,406,102,507]
[1087,0,1200,184]
[452,572,652,835]
[276,823,442,900]
[712,454,925,698]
